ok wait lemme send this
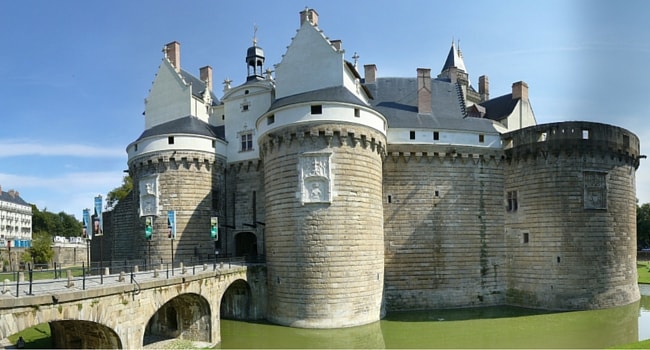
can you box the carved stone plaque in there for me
[584,171,607,210]
[299,153,331,204]
[139,175,159,216]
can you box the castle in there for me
[100,8,642,328]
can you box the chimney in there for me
[364,64,377,84]
[417,68,432,114]
[200,66,213,90]
[330,40,342,51]
[164,41,181,72]
[300,8,319,26]
[9,189,15,198]
[479,75,489,101]
[512,81,529,100]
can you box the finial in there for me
[223,78,232,92]
[352,52,360,68]
[253,24,258,46]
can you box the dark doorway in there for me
[235,232,257,257]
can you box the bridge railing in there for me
[0,255,265,298]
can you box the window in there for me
[134,143,138,151]
[433,131,439,140]
[168,136,175,145]
[479,134,485,143]
[387,195,392,203]
[311,105,322,114]
[507,191,518,212]
[242,104,249,112]
[241,133,253,152]
[523,232,529,244]
[409,131,416,140]
[354,108,360,117]
[267,115,275,125]
[582,129,589,139]
[211,140,216,148]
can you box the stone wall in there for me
[503,122,641,309]
[53,244,88,266]
[127,150,226,264]
[261,123,386,328]
[224,160,265,257]
[383,145,506,310]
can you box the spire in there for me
[246,25,265,81]
[441,40,467,73]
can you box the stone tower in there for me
[256,8,387,328]
[126,41,226,264]
[503,122,641,309]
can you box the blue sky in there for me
[1,0,649,219]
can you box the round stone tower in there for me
[126,119,226,264]
[503,121,641,310]
[257,94,387,328]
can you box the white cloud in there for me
[0,171,125,215]
[0,140,124,158]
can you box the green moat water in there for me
[218,285,650,349]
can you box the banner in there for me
[94,195,103,236]
[83,208,91,240]
[167,210,176,240]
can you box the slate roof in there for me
[365,77,499,133]
[135,116,224,142]
[179,69,219,106]
[0,191,30,207]
[441,43,466,73]
[479,94,518,121]
[269,86,368,111]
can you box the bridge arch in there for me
[50,320,122,349]
[221,279,252,319]
[144,292,211,346]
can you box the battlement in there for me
[128,150,224,173]
[503,122,641,168]
[259,123,386,158]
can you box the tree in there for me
[31,205,82,238]
[27,232,54,265]
[107,175,133,208]
[638,203,650,249]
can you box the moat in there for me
[217,284,650,349]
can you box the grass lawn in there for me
[0,266,85,282]
[639,261,650,284]
[7,323,51,349]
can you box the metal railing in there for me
[0,255,265,298]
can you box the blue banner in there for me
[94,195,103,236]
[83,208,91,240]
[167,210,176,239]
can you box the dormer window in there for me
[311,105,322,114]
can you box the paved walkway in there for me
[1,261,239,300]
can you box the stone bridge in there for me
[0,263,267,348]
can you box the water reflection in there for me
[219,287,650,349]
